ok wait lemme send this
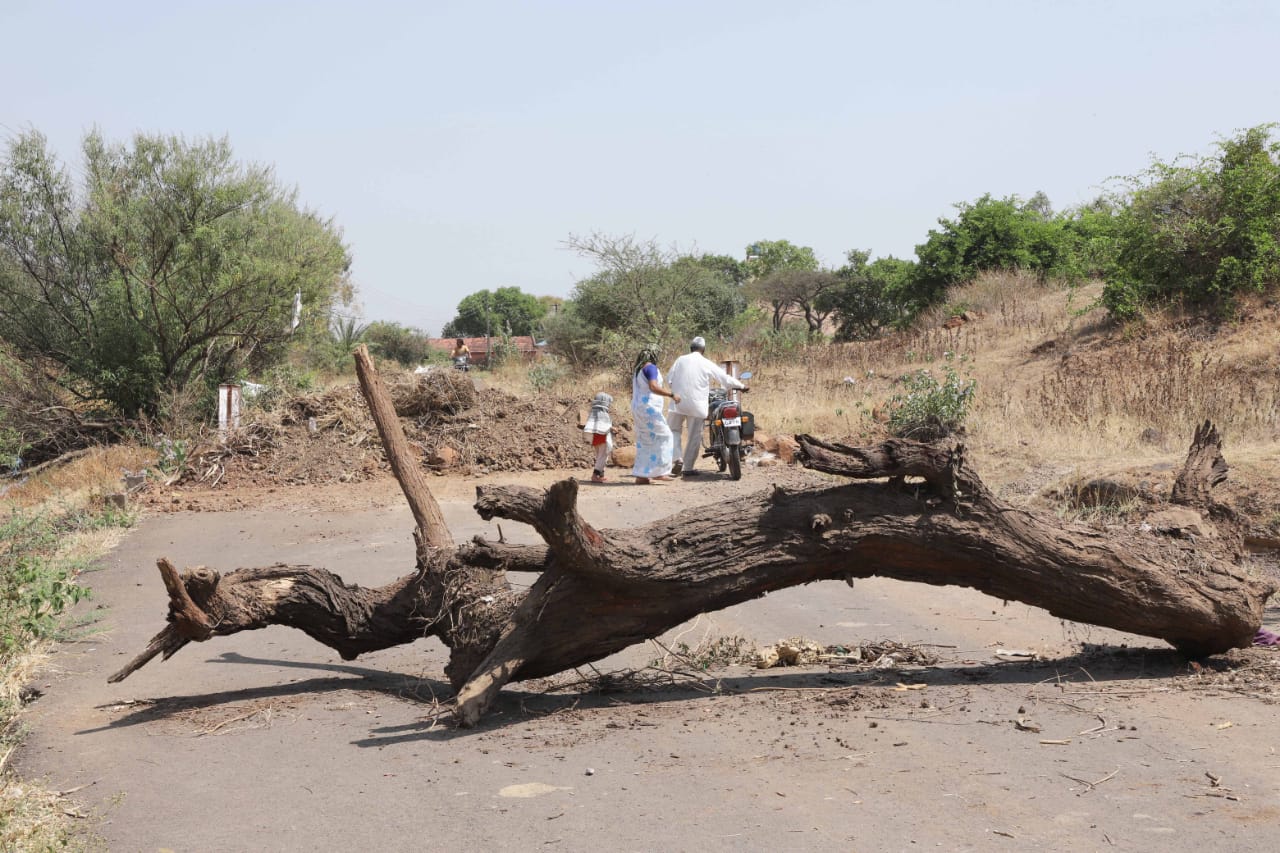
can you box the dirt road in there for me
[18,470,1280,851]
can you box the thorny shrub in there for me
[886,365,977,441]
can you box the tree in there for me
[1102,124,1280,319]
[363,321,432,366]
[828,251,916,341]
[669,254,750,334]
[0,130,351,416]
[910,194,1075,312]
[755,268,841,333]
[1059,195,1119,278]
[546,234,747,363]
[325,316,369,372]
[742,239,820,330]
[692,253,750,286]
[113,354,1274,729]
[1024,190,1054,220]
[535,295,564,331]
[442,287,546,338]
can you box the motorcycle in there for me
[452,355,471,372]
[703,371,753,481]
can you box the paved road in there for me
[18,476,1280,851]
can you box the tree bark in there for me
[1172,420,1230,509]
[352,344,452,553]
[110,358,1277,727]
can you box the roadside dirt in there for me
[17,467,1280,851]
[170,370,638,491]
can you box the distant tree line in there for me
[2,122,1274,443]
[457,123,1274,365]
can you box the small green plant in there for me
[527,356,568,392]
[886,366,976,440]
[153,436,188,474]
[486,333,521,368]
[0,510,116,655]
[0,425,25,473]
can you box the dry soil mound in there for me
[177,370,633,488]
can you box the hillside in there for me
[740,271,1280,545]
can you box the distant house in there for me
[427,335,542,367]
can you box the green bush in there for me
[886,366,976,441]
[829,253,916,341]
[364,321,432,367]
[0,508,132,655]
[911,194,1079,313]
[753,325,813,363]
[527,355,569,392]
[0,425,24,474]
[1102,125,1280,318]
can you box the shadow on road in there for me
[79,651,453,734]
[349,643,1194,746]
[80,644,1212,743]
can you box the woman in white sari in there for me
[630,346,681,484]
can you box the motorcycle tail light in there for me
[722,406,739,418]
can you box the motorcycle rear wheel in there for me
[727,445,742,480]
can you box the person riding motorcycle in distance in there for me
[450,338,471,371]
[665,336,746,476]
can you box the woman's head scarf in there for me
[633,346,661,377]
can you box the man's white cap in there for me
[691,336,706,349]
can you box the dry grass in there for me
[737,271,1078,439]
[0,771,97,852]
[1,654,100,852]
[727,270,1280,495]
[2,445,155,513]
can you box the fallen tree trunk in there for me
[111,353,1276,726]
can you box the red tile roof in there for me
[428,335,540,354]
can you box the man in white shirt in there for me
[666,337,746,476]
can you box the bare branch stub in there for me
[1172,420,1230,508]
[474,479,658,586]
[353,344,452,552]
[156,557,214,641]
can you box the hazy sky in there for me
[4,0,1278,335]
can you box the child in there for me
[582,392,614,483]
